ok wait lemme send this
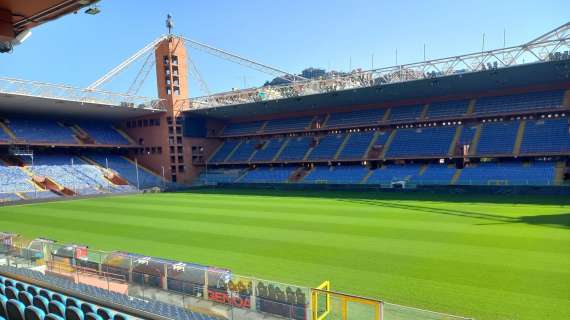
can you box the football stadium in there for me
[0,1,569,320]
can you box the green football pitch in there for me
[0,189,568,320]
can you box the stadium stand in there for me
[303,165,369,184]
[386,126,456,158]
[6,119,76,144]
[474,90,565,115]
[198,168,245,184]
[77,122,131,145]
[414,164,457,185]
[520,118,570,154]
[221,121,264,136]
[476,121,519,156]
[263,116,313,133]
[0,265,223,320]
[87,154,163,189]
[365,164,422,186]
[251,138,285,162]
[307,134,345,161]
[227,139,259,162]
[324,109,386,128]
[458,161,557,185]
[0,165,35,194]
[337,131,376,160]
[209,140,240,163]
[389,105,423,122]
[240,167,296,183]
[425,100,470,119]
[277,136,312,161]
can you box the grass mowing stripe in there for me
[11,205,570,273]
[0,191,568,320]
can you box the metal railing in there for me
[185,23,570,110]
[0,77,166,111]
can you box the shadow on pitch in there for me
[338,198,570,229]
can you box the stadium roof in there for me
[184,22,570,120]
[0,92,164,120]
[1,0,99,34]
[186,60,570,120]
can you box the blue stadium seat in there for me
[458,162,556,186]
[86,312,103,320]
[18,291,33,306]
[0,294,7,318]
[7,299,25,320]
[209,140,239,163]
[387,126,456,158]
[48,301,65,317]
[32,296,49,314]
[303,166,369,184]
[520,118,570,154]
[307,134,345,161]
[240,167,296,183]
[263,117,313,133]
[474,90,564,115]
[325,109,385,128]
[6,286,19,300]
[476,121,519,155]
[7,119,76,144]
[277,137,312,161]
[251,138,284,162]
[337,131,376,160]
[77,122,130,145]
[45,314,64,320]
[65,306,84,320]
[425,100,469,119]
[222,121,264,136]
[227,139,259,162]
[24,305,45,320]
[389,105,423,122]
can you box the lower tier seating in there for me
[87,155,163,189]
[458,162,556,186]
[199,161,561,187]
[0,265,222,320]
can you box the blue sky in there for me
[1,0,568,98]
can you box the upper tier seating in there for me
[337,131,376,160]
[303,166,369,184]
[227,139,259,162]
[474,90,565,115]
[387,126,456,158]
[458,161,556,186]
[307,134,345,161]
[366,164,421,186]
[0,265,222,320]
[7,119,76,144]
[476,121,519,155]
[251,138,285,162]
[325,109,386,128]
[413,164,456,185]
[87,154,163,189]
[389,105,423,122]
[263,116,313,133]
[209,140,239,163]
[277,137,312,161]
[240,167,295,183]
[520,118,570,154]
[78,123,130,145]
[0,166,35,194]
[222,121,264,136]
[425,100,470,119]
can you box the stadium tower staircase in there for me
[365,131,383,159]
[420,104,430,120]
[80,156,130,186]
[381,108,391,122]
[333,134,351,160]
[448,125,463,156]
[113,126,137,145]
[30,174,75,196]
[468,124,483,156]
[466,99,477,115]
[563,89,570,107]
[0,121,17,140]
[555,161,566,185]
[223,140,243,162]
[257,120,268,133]
[321,113,332,127]
[418,164,429,176]
[69,124,95,144]
[380,130,397,159]
[289,167,310,182]
[273,138,291,161]
[513,119,527,156]
[451,167,463,185]
[361,168,374,184]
